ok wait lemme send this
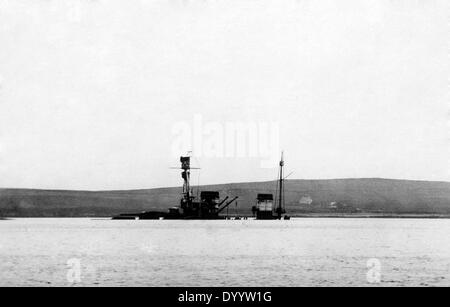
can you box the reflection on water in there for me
[0,218,449,286]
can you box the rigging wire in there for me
[192,154,201,200]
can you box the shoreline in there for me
[291,213,450,219]
[2,214,450,219]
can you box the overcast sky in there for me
[0,0,448,190]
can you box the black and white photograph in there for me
[0,0,449,292]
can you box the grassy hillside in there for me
[1,178,450,217]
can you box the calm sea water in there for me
[0,218,449,287]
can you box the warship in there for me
[112,153,290,220]
[112,156,238,220]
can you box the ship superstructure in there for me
[252,152,290,220]
[113,155,238,220]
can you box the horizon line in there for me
[1,177,449,192]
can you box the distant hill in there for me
[1,178,450,217]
